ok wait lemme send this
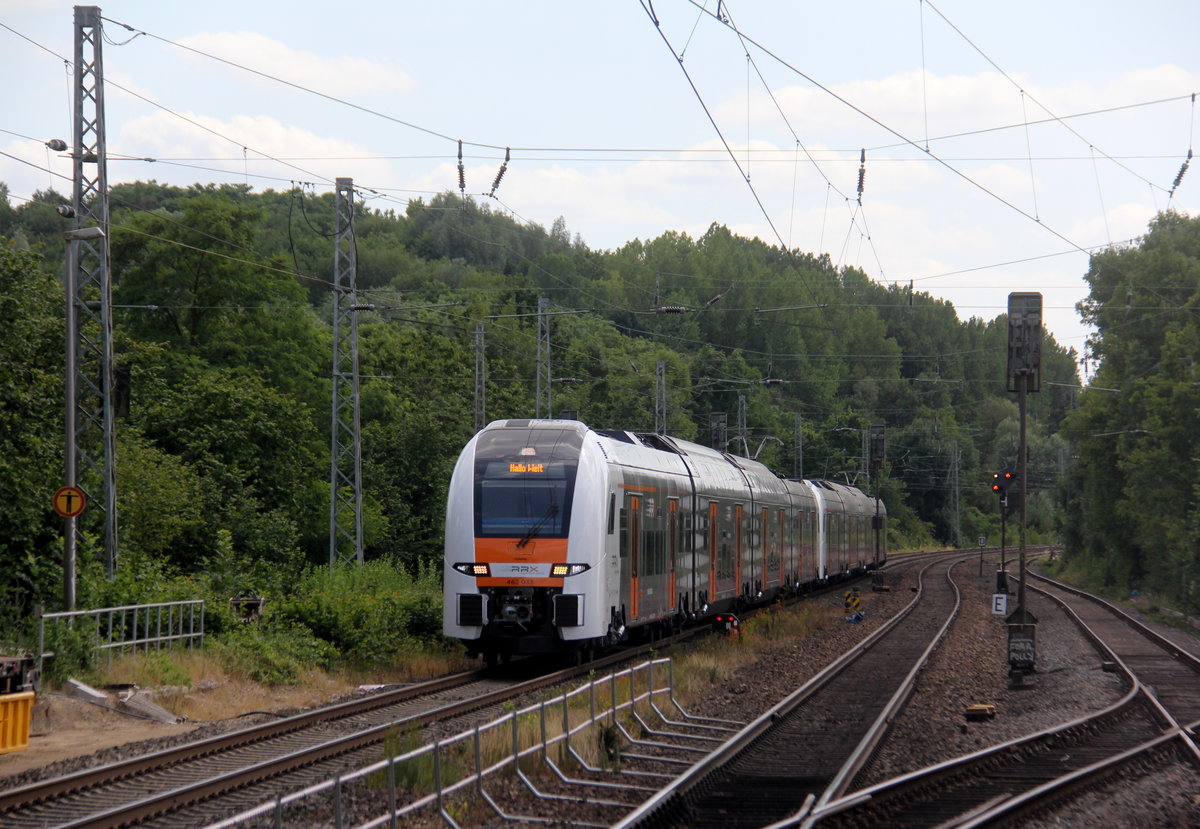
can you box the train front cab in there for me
[444,420,612,664]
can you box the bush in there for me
[39,617,101,686]
[210,622,337,685]
[275,559,444,666]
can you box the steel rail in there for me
[612,553,966,829]
[799,564,1199,827]
[0,668,485,813]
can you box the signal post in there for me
[1005,293,1041,684]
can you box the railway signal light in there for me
[991,471,1015,494]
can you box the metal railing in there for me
[38,600,205,676]
[206,657,743,829]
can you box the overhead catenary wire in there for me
[1168,93,1195,200]
[676,0,1090,256]
[921,0,1161,194]
[637,0,791,254]
[0,8,1169,364]
[7,8,1190,285]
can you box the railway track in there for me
[0,643,676,828]
[0,550,950,828]
[798,565,1200,828]
[1,558,911,828]
[611,554,966,829]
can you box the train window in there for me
[668,499,679,568]
[630,497,640,578]
[607,492,616,535]
[620,507,628,560]
[473,426,581,538]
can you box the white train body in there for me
[443,419,885,661]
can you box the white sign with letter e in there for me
[992,593,1008,615]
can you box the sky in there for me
[2,1,1198,368]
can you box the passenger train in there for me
[443,419,886,664]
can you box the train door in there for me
[707,501,718,606]
[830,509,845,576]
[668,498,679,612]
[735,504,745,599]
[776,509,785,591]
[806,513,816,583]
[627,495,640,619]
[789,510,801,587]
[639,495,666,620]
[758,506,768,597]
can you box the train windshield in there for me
[474,426,581,538]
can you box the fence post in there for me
[36,607,45,678]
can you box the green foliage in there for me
[274,560,444,666]
[2,178,1099,660]
[1064,211,1200,604]
[369,724,436,792]
[111,650,192,689]
[0,242,65,621]
[39,618,101,685]
[211,621,338,685]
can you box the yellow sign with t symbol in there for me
[53,486,86,518]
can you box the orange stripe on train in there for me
[474,537,568,587]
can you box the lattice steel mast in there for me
[536,297,551,418]
[655,360,666,434]
[329,178,364,566]
[67,5,118,586]
[474,322,486,431]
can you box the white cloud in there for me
[176,31,415,97]
[112,110,395,190]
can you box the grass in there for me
[66,592,839,779]
[668,600,835,706]
[73,642,476,723]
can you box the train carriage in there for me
[444,419,886,664]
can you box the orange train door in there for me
[629,495,640,619]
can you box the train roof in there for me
[481,419,881,508]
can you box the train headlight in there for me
[453,563,491,577]
[550,563,590,577]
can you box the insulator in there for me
[1172,158,1189,191]
[457,140,465,192]
[489,148,511,196]
[46,138,67,152]
[857,168,866,197]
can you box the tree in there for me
[111,192,325,400]
[0,242,66,616]
[1064,211,1200,597]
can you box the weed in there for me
[598,722,622,768]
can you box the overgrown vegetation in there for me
[1061,211,1200,615]
[6,181,1193,680]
